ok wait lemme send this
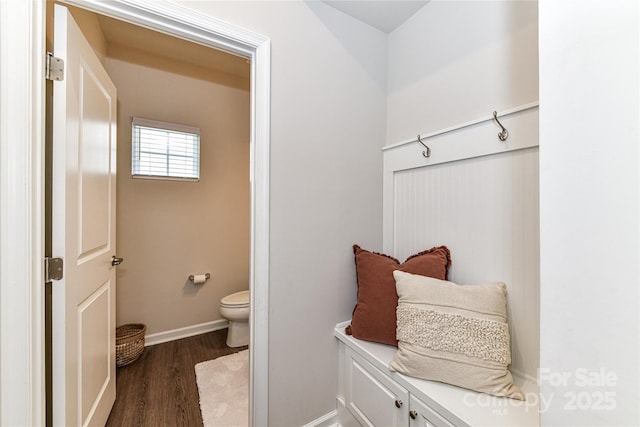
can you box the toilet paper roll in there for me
[192,274,208,285]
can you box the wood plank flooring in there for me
[106,329,247,427]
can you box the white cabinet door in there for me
[346,348,409,427]
[409,395,457,427]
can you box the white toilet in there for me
[219,290,250,347]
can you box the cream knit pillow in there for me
[389,270,524,400]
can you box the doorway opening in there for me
[45,1,270,425]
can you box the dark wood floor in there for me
[106,329,247,427]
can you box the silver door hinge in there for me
[45,257,64,282]
[46,52,64,81]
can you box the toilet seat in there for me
[220,290,249,308]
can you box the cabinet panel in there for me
[346,348,409,427]
[409,395,455,427]
[336,324,540,427]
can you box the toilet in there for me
[219,290,250,347]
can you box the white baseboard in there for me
[302,410,338,427]
[144,319,229,347]
[336,398,359,427]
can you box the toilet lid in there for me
[221,290,249,307]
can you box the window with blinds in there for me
[131,117,200,181]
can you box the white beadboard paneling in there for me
[387,147,539,380]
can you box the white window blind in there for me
[131,117,200,181]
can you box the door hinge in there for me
[45,257,64,283]
[46,52,64,81]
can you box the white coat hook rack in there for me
[493,111,509,141]
[417,135,431,157]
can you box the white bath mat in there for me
[195,350,248,427]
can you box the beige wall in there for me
[47,3,107,62]
[106,42,249,91]
[105,51,250,335]
[62,3,107,63]
[68,5,107,63]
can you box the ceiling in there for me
[75,1,426,82]
[95,13,250,81]
[323,0,428,33]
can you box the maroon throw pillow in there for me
[346,244,451,346]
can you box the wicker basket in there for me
[116,323,146,367]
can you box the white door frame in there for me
[0,0,271,424]
[0,1,46,425]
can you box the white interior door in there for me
[51,4,118,426]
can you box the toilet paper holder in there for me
[188,273,211,282]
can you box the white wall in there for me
[539,1,639,425]
[387,0,538,144]
[178,2,387,425]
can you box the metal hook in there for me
[493,111,509,141]
[417,135,431,158]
